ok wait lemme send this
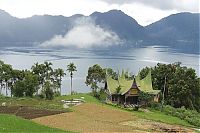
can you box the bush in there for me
[43,81,54,100]
[99,89,107,101]
[54,91,61,97]
[163,105,176,115]
[45,87,54,100]
[148,102,161,110]
[38,94,45,99]
[71,91,78,95]
[163,105,200,127]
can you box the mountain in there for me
[145,12,199,46]
[90,10,145,42]
[0,9,199,49]
[0,9,72,46]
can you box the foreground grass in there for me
[133,110,193,127]
[0,114,69,132]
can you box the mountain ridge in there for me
[0,9,199,49]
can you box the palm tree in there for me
[54,68,65,95]
[44,62,53,80]
[67,63,77,95]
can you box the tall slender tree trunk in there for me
[6,82,8,96]
[161,76,167,111]
[60,83,61,95]
[60,76,62,95]
[0,82,2,94]
[70,75,72,95]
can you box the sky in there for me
[0,0,199,26]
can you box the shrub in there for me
[54,91,61,97]
[43,81,54,100]
[148,102,161,110]
[99,89,107,101]
[163,105,200,127]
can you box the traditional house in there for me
[105,70,160,105]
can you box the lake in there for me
[0,46,199,95]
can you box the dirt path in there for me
[33,103,195,133]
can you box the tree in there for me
[43,81,54,100]
[106,68,118,80]
[168,67,200,110]
[54,68,65,95]
[85,64,106,96]
[140,62,200,111]
[10,69,23,97]
[67,63,77,95]
[12,71,39,97]
[44,61,53,80]
[0,60,4,94]
[12,80,25,97]
[31,62,46,91]
[2,63,12,96]
[85,65,118,97]
[23,72,39,97]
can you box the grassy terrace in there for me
[0,114,71,132]
[0,96,69,111]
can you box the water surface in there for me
[0,46,199,95]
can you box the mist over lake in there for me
[0,45,199,95]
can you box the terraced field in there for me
[0,106,65,119]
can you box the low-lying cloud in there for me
[41,17,122,48]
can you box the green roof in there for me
[106,70,160,95]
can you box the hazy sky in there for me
[0,0,199,26]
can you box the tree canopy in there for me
[139,63,200,111]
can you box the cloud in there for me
[102,0,199,12]
[40,17,122,48]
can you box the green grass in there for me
[0,93,99,112]
[105,102,196,128]
[55,93,100,104]
[133,110,193,127]
[0,114,71,132]
[0,96,70,111]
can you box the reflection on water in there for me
[0,46,199,95]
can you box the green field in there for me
[0,114,70,132]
